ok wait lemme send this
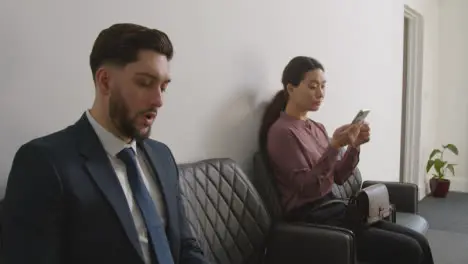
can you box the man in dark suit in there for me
[1,23,209,264]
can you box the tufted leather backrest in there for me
[252,148,363,217]
[331,147,363,199]
[331,167,363,199]
[178,158,272,264]
[252,152,284,220]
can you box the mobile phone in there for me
[352,109,370,124]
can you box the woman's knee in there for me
[399,236,424,263]
[390,224,431,254]
[412,231,429,245]
[377,221,432,255]
[358,227,424,264]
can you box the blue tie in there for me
[117,147,174,264]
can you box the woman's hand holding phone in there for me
[330,123,361,149]
[352,122,370,147]
[330,109,372,149]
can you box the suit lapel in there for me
[138,141,177,226]
[138,141,179,257]
[75,114,144,260]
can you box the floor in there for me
[419,192,468,264]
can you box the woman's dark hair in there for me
[258,56,324,153]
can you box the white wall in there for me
[0,0,440,197]
[437,0,468,192]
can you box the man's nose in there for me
[149,87,163,108]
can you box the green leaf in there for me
[433,159,446,176]
[445,144,459,155]
[426,160,434,173]
[446,164,456,176]
[429,149,441,159]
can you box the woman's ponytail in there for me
[259,90,288,153]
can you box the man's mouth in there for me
[142,112,157,125]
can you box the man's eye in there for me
[137,80,152,87]
[161,83,169,93]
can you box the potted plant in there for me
[426,143,459,198]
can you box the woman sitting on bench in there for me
[259,56,434,264]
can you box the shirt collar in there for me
[86,110,137,157]
[280,111,309,123]
[279,111,315,130]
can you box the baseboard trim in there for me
[445,177,468,193]
[419,190,426,201]
[419,177,468,199]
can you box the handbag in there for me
[347,183,395,226]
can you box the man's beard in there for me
[109,90,152,141]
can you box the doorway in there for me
[400,6,424,191]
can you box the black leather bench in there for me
[178,158,357,264]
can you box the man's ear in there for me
[95,67,111,95]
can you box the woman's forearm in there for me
[333,146,360,184]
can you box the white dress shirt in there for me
[86,111,166,264]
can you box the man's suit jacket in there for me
[1,113,208,264]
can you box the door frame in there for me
[401,5,424,192]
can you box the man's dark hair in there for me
[89,23,174,80]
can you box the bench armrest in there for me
[362,180,418,213]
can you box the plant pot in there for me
[429,177,451,198]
